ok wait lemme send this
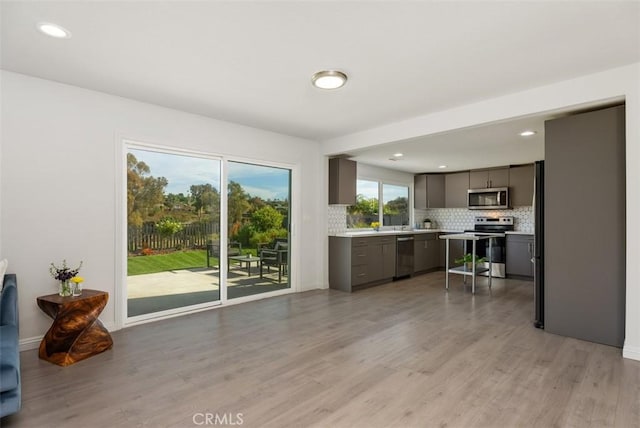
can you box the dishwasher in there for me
[395,235,414,278]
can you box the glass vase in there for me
[72,281,82,296]
[59,280,72,297]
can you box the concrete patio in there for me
[127,265,288,317]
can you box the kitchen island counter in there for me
[439,233,503,294]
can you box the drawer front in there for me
[351,265,369,286]
[506,234,534,243]
[351,246,369,266]
[377,236,395,245]
[352,237,372,247]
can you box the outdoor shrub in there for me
[251,206,284,232]
[250,228,288,248]
[156,217,184,237]
[236,224,255,247]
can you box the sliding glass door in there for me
[226,161,291,298]
[125,146,293,320]
[126,148,221,318]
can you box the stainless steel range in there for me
[464,216,514,278]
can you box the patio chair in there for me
[259,239,288,283]
[206,241,242,268]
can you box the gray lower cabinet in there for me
[329,235,396,292]
[414,233,440,273]
[506,234,534,279]
[439,233,465,267]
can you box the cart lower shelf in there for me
[447,266,490,276]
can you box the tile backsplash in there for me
[328,205,348,235]
[415,206,534,233]
[328,205,534,234]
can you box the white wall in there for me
[0,71,325,343]
[323,62,640,360]
[356,163,415,186]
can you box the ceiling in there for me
[2,1,639,165]
[349,113,549,174]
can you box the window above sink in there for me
[347,179,410,229]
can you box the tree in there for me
[348,194,379,215]
[384,196,408,215]
[164,192,191,211]
[127,153,168,225]
[251,205,284,232]
[227,181,251,226]
[190,184,220,220]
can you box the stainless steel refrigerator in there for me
[533,160,544,329]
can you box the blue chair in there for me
[1,274,21,417]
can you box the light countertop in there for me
[330,229,460,238]
[439,233,504,240]
[331,229,533,238]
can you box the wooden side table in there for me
[37,289,113,366]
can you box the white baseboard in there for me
[19,336,42,352]
[19,321,118,353]
[623,344,640,361]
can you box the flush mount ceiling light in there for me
[519,130,537,137]
[393,153,404,157]
[37,22,72,39]
[438,165,447,169]
[311,70,348,90]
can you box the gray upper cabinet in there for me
[444,172,469,208]
[469,167,509,189]
[414,174,445,209]
[328,158,356,205]
[509,164,535,207]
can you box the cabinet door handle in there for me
[357,273,366,277]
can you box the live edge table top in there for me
[37,289,107,304]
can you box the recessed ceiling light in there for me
[393,153,404,157]
[37,22,72,39]
[438,165,447,169]
[311,70,347,90]
[519,130,537,137]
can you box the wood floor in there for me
[5,272,640,427]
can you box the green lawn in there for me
[127,248,258,276]
[128,250,214,276]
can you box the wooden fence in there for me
[128,222,219,253]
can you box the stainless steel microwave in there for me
[467,187,510,210]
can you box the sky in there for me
[357,179,408,203]
[129,149,290,200]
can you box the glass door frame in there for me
[116,140,298,328]
[120,141,223,326]
[222,156,296,304]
